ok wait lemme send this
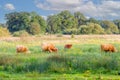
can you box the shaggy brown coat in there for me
[41,43,58,53]
[16,45,30,53]
[64,44,72,49]
[101,44,117,52]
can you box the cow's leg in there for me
[48,48,52,53]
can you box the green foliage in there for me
[6,12,30,33]
[79,23,105,34]
[87,18,100,24]
[113,20,120,33]
[74,12,87,27]
[0,72,10,78]
[30,12,46,33]
[0,51,120,74]
[63,28,79,35]
[46,10,78,34]
[46,15,61,34]
[5,12,46,34]
[47,55,72,73]
[83,70,91,77]
[101,20,119,34]
[4,11,120,34]
[87,23,105,34]
[0,26,10,37]
[13,30,29,37]
[27,22,41,35]
[58,10,77,30]
[114,20,120,29]
[0,66,4,71]
[79,25,90,34]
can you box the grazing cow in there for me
[41,43,58,53]
[64,44,72,49]
[101,44,117,52]
[16,45,30,54]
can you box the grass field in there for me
[0,35,120,79]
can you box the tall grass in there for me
[0,44,120,75]
[0,38,120,75]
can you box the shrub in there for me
[101,20,119,34]
[63,28,79,35]
[0,26,10,37]
[13,30,29,37]
[27,22,41,35]
[71,34,74,38]
[79,23,105,34]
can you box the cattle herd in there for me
[16,43,117,54]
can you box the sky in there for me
[0,0,120,23]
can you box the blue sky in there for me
[0,0,120,23]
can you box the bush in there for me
[79,23,105,34]
[63,28,79,35]
[101,20,119,34]
[27,22,41,35]
[0,27,10,37]
[71,34,74,38]
[13,30,29,37]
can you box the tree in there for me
[27,22,41,35]
[5,12,46,34]
[113,20,120,33]
[46,10,77,34]
[58,10,77,30]
[74,12,87,27]
[46,15,61,34]
[87,23,104,34]
[5,12,30,33]
[79,23,104,34]
[101,20,119,34]
[79,25,90,34]
[30,12,46,33]
[87,18,100,24]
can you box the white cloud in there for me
[35,0,120,20]
[35,0,82,11]
[4,3,15,10]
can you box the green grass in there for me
[0,43,120,74]
[0,71,120,80]
[0,36,120,79]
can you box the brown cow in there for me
[64,44,72,49]
[41,43,58,53]
[16,45,30,54]
[101,44,117,52]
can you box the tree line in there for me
[1,10,120,36]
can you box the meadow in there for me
[0,35,120,80]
